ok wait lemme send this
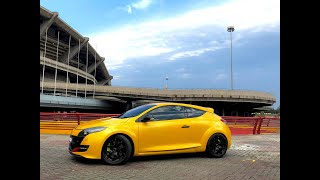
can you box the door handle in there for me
[181,125,190,128]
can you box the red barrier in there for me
[40,112,280,135]
[40,112,120,125]
[222,116,280,135]
[257,117,280,134]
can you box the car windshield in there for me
[118,104,156,119]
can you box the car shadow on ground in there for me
[70,156,102,165]
[130,152,206,163]
[69,152,229,165]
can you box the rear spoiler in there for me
[198,107,214,113]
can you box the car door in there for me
[138,105,196,153]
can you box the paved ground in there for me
[40,134,280,180]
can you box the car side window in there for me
[146,106,185,121]
[184,107,205,118]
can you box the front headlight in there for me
[78,126,106,137]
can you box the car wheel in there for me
[206,133,228,158]
[101,134,132,165]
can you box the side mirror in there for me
[141,116,154,122]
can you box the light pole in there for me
[227,26,235,90]
[165,77,169,91]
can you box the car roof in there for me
[148,102,213,113]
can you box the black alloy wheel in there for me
[101,134,132,165]
[206,133,228,158]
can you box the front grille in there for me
[69,135,84,151]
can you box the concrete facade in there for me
[41,81,275,115]
[40,6,112,86]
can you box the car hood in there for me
[75,117,130,130]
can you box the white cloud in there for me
[175,68,186,73]
[132,0,152,9]
[89,0,279,68]
[126,0,152,14]
[169,46,224,61]
[175,68,191,79]
[178,73,191,79]
[108,65,123,70]
[113,75,121,80]
[216,73,227,81]
[127,5,132,14]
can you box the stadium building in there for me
[40,6,276,116]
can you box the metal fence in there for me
[40,112,280,135]
[40,112,118,124]
[222,116,280,135]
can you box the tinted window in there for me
[146,106,185,121]
[184,107,205,118]
[118,104,156,119]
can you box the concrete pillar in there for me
[98,76,113,85]
[60,37,89,63]
[40,12,58,39]
[125,101,133,111]
[215,110,219,116]
[87,57,105,74]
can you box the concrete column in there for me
[107,80,112,86]
[60,37,89,63]
[126,101,133,111]
[87,57,105,74]
[98,76,113,85]
[40,12,58,39]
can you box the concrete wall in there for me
[40,70,69,83]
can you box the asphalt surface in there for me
[40,133,280,180]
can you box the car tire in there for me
[206,133,228,158]
[101,134,132,165]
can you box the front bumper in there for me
[69,136,90,152]
[68,128,113,159]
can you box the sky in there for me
[41,0,280,108]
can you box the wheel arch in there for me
[205,132,228,150]
[200,127,230,152]
[101,133,136,158]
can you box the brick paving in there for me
[40,134,280,180]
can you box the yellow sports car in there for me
[69,102,232,165]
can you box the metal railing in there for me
[222,116,280,135]
[40,112,119,122]
[40,112,280,135]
